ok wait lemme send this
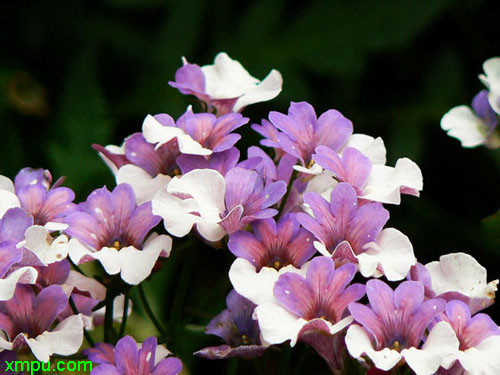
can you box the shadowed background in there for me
[1,1,499,374]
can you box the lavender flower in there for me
[346,280,457,375]
[255,256,365,346]
[0,208,38,300]
[437,300,500,375]
[0,284,85,362]
[196,290,266,359]
[65,184,172,285]
[297,183,415,280]
[169,52,282,114]
[253,101,353,170]
[84,336,182,375]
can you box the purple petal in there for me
[0,243,23,278]
[83,342,115,365]
[315,109,353,152]
[152,357,183,375]
[349,202,389,253]
[14,168,50,191]
[348,302,385,347]
[169,62,206,96]
[38,260,71,286]
[195,344,265,360]
[394,281,424,314]
[227,231,264,267]
[64,211,101,249]
[0,207,33,242]
[16,184,45,217]
[92,364,121,375]
[274,272,313,317]
[92,144,130,170]
[472,90,498,131]
[125,133,166,176]
[224,168,261,210]
[137,336,157,374]
[33,285,68,333]
[126,202,160,246]
[329,183,358,224]
[365,279,395,323]
[341,147,372,188]
[115,336,139,373]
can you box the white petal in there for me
[152,187,202,238]
[345,324,402,371]
[343,134,387,165]
[203,52,260,99]
[0,175,15,193]
[86,247,122,276]
[228,258,306,306]
[403,321,459,375]
[254,301,307,346]
[142,114,212,155]
[62,270,106,301]
[426,252,498,303]
[293,162,323,175]
[0,190,20,218]
[313,241,333,257]
[480,58,500,113]
[167,169,226,223]
[0,266,38,301]
[304,170,338,201]
[362,158,423,204]
[44,222,68,231]
[117,164,171,204]
[458,335,500,375]
[25,314,84,362]
[23,225,69,265]
[119,234,172,285]
[68,238,96,265]
[233,69,283,112]
[441,105,488,147]
[358,228,416,281]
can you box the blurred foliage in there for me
[1,0,500,374]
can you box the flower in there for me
[311,145,423,204]
[152,167,286,241]
[436,300,500,375]
[169,52,282,114]
[0,284,85,362]
[297,183,415,280]
[65,184,172,285]
[228,213,315,305]
[441,90,499,149]
[346,280,458,375]
[253,101,353,170]
[0,208,38,301]
[255,256,364,347]
[478,57,500,114]
[414,252,499,314]
[195,290,266,359]
[84,336,182,375]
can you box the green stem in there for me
[118,293,130,338]
[104,293,114,343]
[138,284,165,335]
[68,296,95,347]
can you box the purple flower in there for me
[65,184,172,285]
[255,256,365,346]
[228,214,315,271]
[13,167,77,229]
[195,290,266,359]
[441,90,500,148]
[84,336,182,375]
[346,280,457,374]
[153,167,286,241]
[253,101,353,167]
[177,147,240,176]
[436,300,500,375]
[0,208,38,301]
[409,253,499,314]
[297,183,415,280]
[0,284,85,362]
[169,52,283,115]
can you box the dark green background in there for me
[1,1,500,374]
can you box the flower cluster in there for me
[0,52,498,375]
